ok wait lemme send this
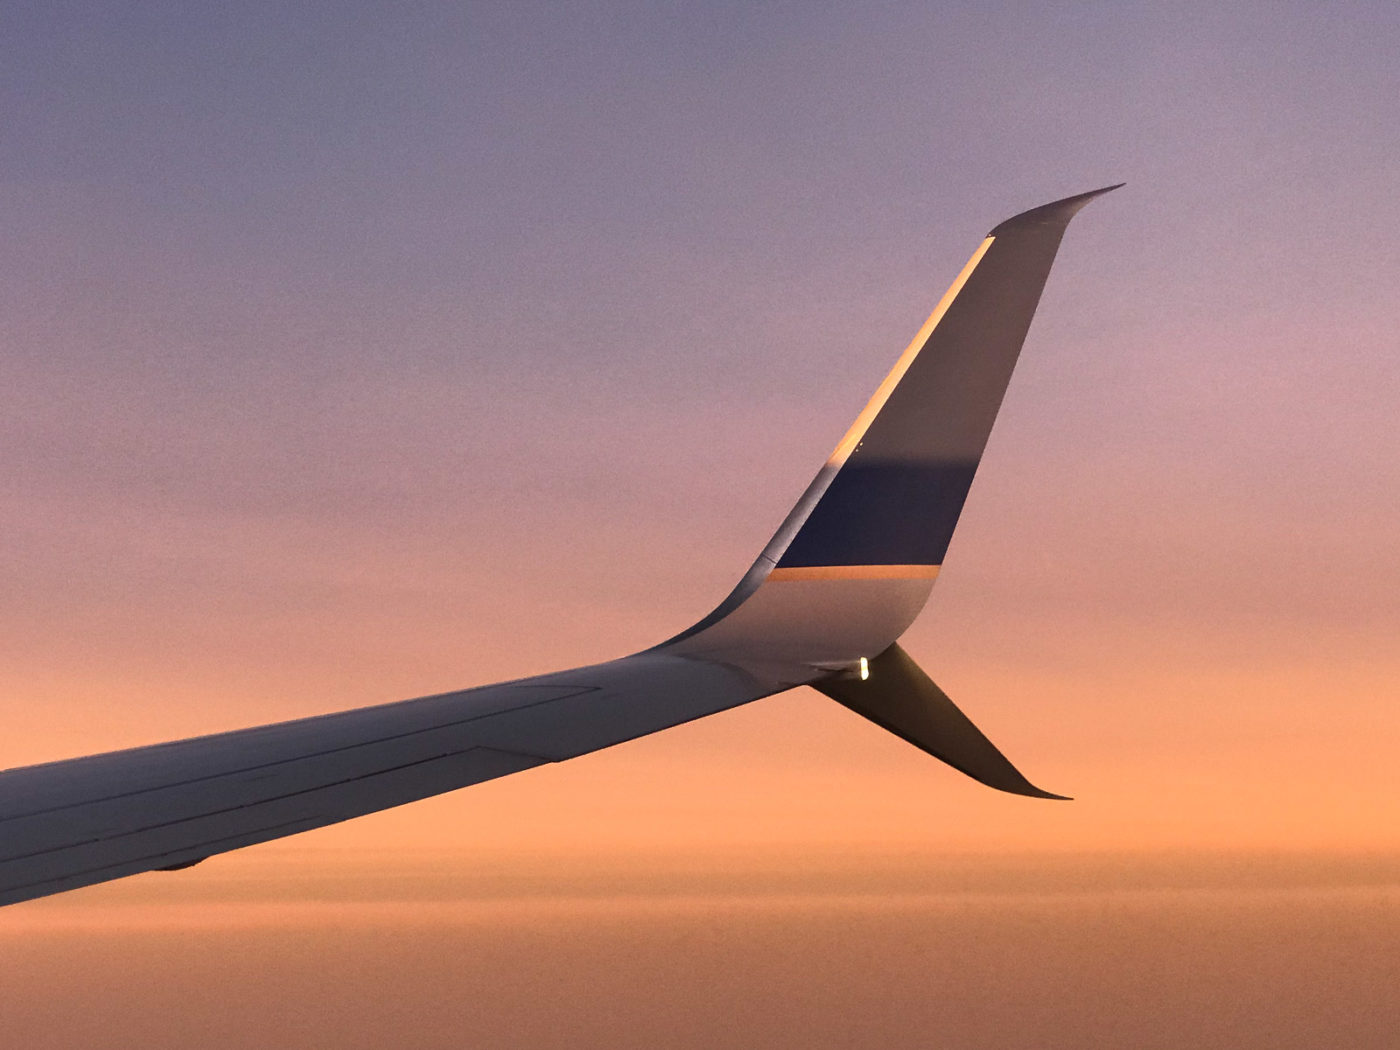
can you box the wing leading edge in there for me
[1,186,1118,907]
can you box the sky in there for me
[2,1,1398,1046]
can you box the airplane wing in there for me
[1,185,1119,908]
[0,654,780,905]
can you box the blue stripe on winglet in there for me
[775,459,977,568]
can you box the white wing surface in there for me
[2,186,1118,908]
[1,655,774,906]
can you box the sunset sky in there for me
[3,3,1398,1047]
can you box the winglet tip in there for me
[995,774,1072,802]
[989,182,1124,236]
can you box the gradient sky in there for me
[3,2,1398,1046]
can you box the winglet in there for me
[816,643,1068,800]
[664,184,1119,675]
